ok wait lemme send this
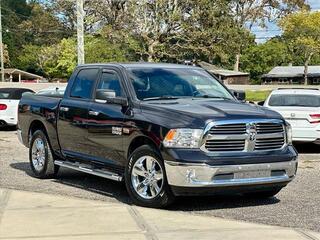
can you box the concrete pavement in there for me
[0,188,319,240]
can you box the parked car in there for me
[262,88,320,144]
[36,86,66,98]
[0,88,34,127]
[18,63,297,208]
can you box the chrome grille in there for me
[209,124,246,135]
[256,123,284,134]
[255,137,285,150]
[205,139,245,152]
[203,121,285,153]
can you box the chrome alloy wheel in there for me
[131,156,164,200]
[31,138,46,171]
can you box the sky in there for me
[252,0,320,43]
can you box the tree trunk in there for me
[147,41,158,62]
[234,54,240,71]
[304,53,314,85]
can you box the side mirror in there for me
[257,101,265,106]
[95,89,128,106]
[232,90,246,101]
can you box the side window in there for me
[71,68,99,99]
[97,71,123,97]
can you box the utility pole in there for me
[0,0,4,82]
[76,0,85,65]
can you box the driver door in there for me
[86,68,128,167]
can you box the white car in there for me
[0,88,34,127]
[263,88,320,144]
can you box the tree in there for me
[280,11,320,85]
[18,2,70,46]
[2,0,32,67]
[229,0,309,71]
[241,38,291,83]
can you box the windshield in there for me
[127,68,234,100]
[269,94,320,107]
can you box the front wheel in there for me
[29,130,59,179]
[125,145,175,208]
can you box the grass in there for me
[245,90,271,102]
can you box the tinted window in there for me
[71,69,99,99]
[97,71,123,97]
[0,92,10,99]
[269,94,320,107]
[127,68,233,100]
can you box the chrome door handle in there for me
[89,110,100,116]
[60,107,69,112]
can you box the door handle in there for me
[89,110,100,116]
[60,107,69,112]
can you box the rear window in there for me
[0,92,10,99]
[269,94,320,107]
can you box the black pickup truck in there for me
[18,63,298,208]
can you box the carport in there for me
[1,68,43,82]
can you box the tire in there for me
[244,187,282,199]
[125,145,175,208]
[29,130,59,179]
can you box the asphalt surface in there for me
[0,129,319,233]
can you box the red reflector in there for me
[0,104,7,110]
[310,114,320,119]
[310,114,320,123]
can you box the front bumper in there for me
[165,158,297,188]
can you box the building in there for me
[0,69,43,82]
[262,66,320,85]
[197,61,250,85]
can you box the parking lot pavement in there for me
[1,188,319,240]
[0,130,319,233]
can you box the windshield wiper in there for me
[193,95,232,100]
[143,96,180,101]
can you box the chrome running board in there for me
[54,160,123,182]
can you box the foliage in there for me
[4,0,315,82]
[279,11,320,84]
[241,38,291,83]
[245,90,271,102]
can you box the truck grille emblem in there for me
[246,123,257,142]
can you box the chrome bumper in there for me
[164,159,297,187]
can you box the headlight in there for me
[163,129,203,148]
[285,122,292,144]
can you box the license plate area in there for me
[234,170,270,179]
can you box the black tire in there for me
[125,145,175,208]
[244,187,282,199]
[29,130,59,179]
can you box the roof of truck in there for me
[78,63,202,70]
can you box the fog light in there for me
[186,169,196,183]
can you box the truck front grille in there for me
[203,121,285,153]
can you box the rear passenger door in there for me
[86,68,127,167]
[57,68,99,159]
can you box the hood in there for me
[140,98,283,129]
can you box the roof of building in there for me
[0,69,43,79]
[197,61,249,77]
[263,66,320,78]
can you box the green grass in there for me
[245,90,271,102]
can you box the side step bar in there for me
[54,160,123,182]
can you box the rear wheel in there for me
[29,130,59,178]
[125,145,175,208]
